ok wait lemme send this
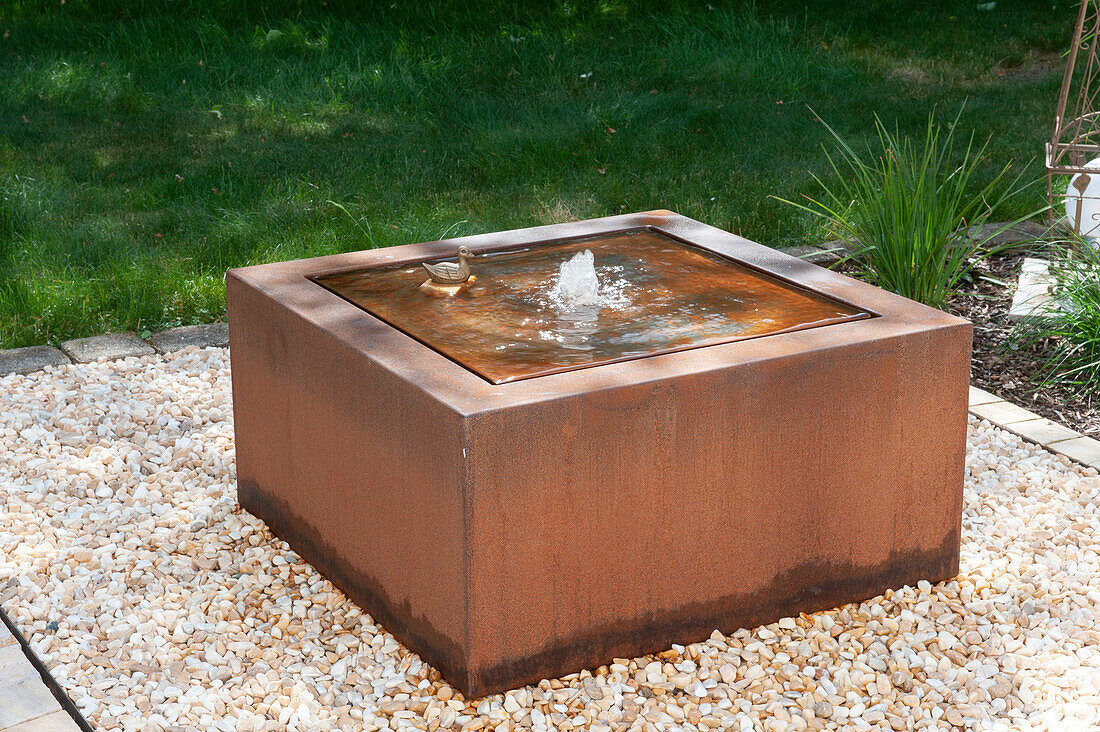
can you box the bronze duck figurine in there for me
[422,246,475,284]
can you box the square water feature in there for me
[227,211,971,697]
[310,228,873,384]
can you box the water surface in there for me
[312,228,872,384]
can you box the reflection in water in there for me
[312,228,873,384]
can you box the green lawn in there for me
[0,0,1068,347]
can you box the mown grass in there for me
[0,0,1069,347]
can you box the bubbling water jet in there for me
[552,249,601,307]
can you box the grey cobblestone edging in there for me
[0,346,72,376]
[0,323,229,377]
[969,386,1100,471]
[60,332,156,364]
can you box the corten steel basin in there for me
[226,210,971,698]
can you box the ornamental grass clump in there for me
[1012,240,1100,396]
[780,110,1032,310]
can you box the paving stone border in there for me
[0,346,71,376]
[0,323,229,377]
[147,322,229,353]
[969,386,1100,470]
[0,608,87,731]
[60,332,157,364]
[1007,257,1055,323]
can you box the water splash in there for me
[552,249,601,307]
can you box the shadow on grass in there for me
[0,0,1070,346]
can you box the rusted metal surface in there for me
[312,228,872,384]
[227,210,971,698]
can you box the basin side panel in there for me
[463,322,970,696]
[227,273,470,681]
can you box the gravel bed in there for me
[1,348,1099,731]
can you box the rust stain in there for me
[466,530,960,697]
[239,480,471,689]
[242,470,960,699]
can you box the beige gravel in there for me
[1,347,1099,731]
